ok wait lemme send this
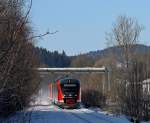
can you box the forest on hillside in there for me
[35,47,71,67]
[36,44,150,68]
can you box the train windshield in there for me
[60,79,80,95]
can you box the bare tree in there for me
[0,0,40,116]
[106,15,150,122]
[106,15,143,68]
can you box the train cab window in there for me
[60,79,80,95]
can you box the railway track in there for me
[80,110,114,123]
[70,112,93,123]
[2,105,129,123]
[66,108,113,123]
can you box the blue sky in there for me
[31,0,150,56]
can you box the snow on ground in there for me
[1,104,133,123]
[66,108,130,123]
[1,95,149,123]
[1,94,150,123]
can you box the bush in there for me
[0,89,22,117]
[82,89,106,108]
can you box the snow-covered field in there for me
[1,104,132,123]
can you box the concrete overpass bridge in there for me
[36,67,110,104]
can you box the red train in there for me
[49,77,81,108]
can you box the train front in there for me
[58,78,81,108]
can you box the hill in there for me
[35,44,150,67]
[85,44,150,59]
